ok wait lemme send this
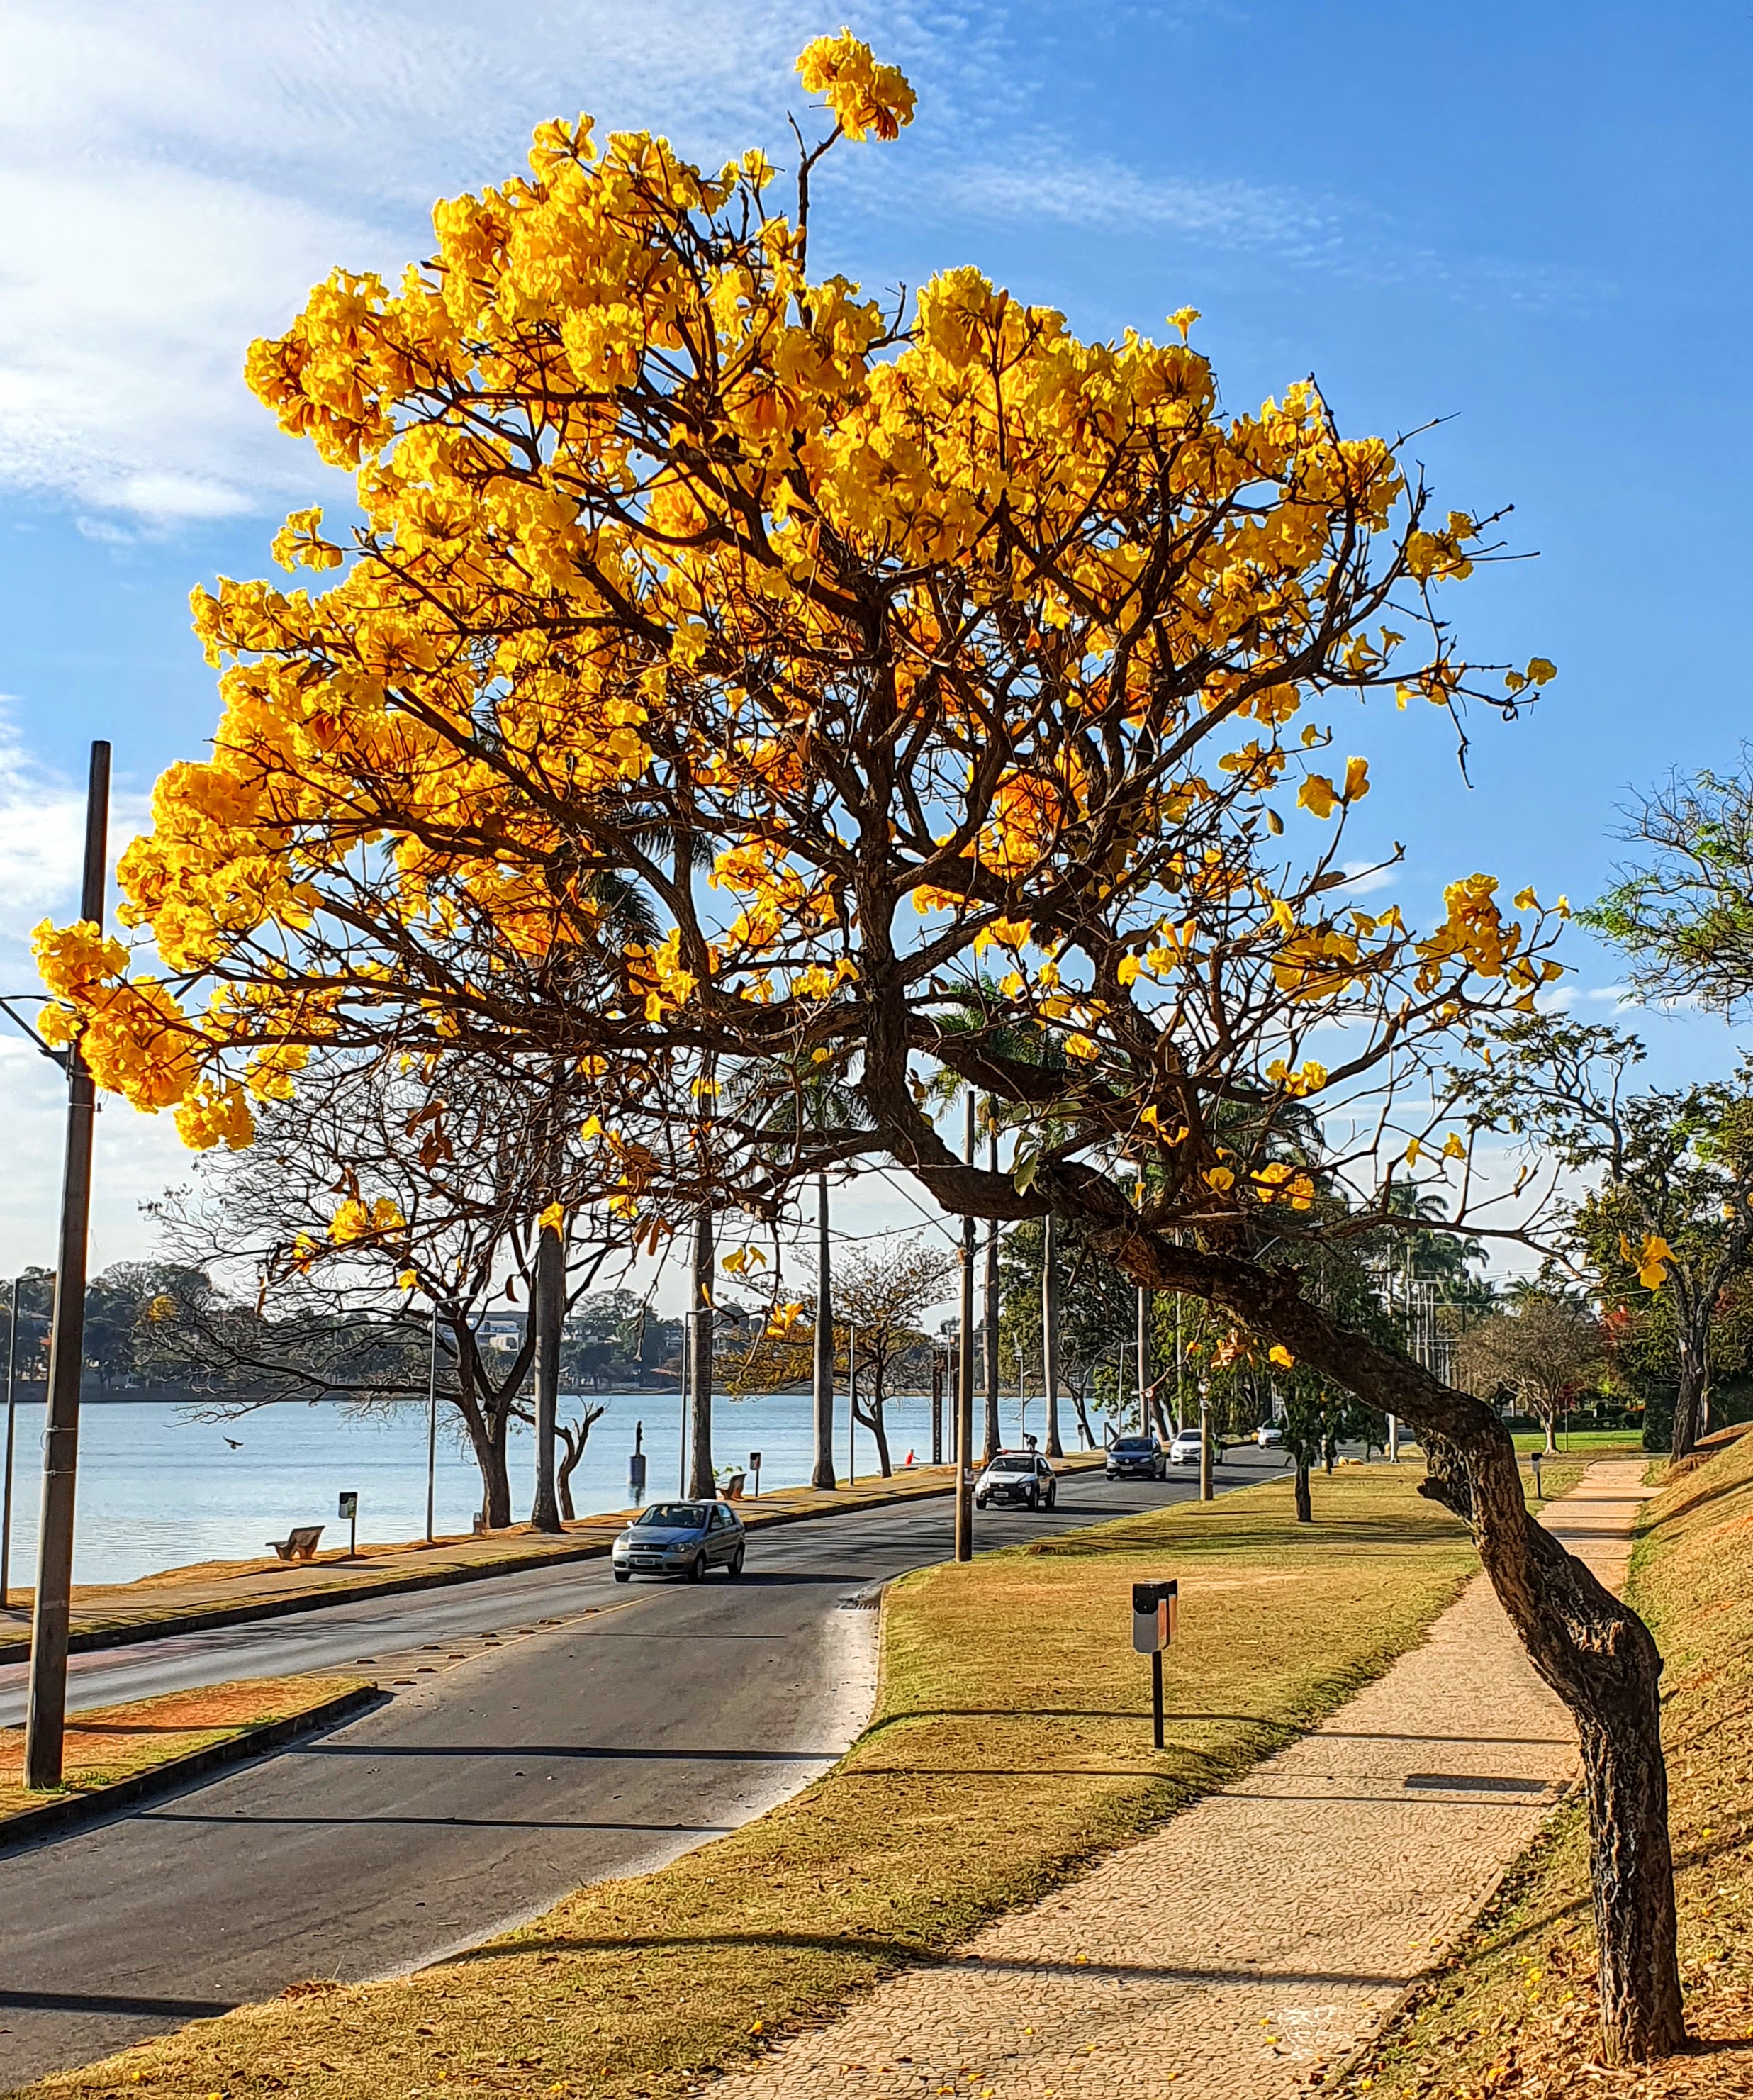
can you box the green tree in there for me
[1462,1017,1753,1458]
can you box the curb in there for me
[0,1682,385,1854]
[0,1456,1111,1667]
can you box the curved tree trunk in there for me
[1070,1389,1096,1449]
[1091,1221,1686,2065]
[1293,1456,1312,1524]
[858,1399,894,1476]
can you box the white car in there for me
[974,1451,1058,1511]
[1256,1424,1284,1448]
[1167,1429,1204,1466]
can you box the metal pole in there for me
[811,1173,836,1489]
[846,1320,857,1487]
[1042,1212,1063,1458]
[954,1095,975,1562]
[686,1207,715,1498]
[982,1120,1000,1463]
[424,1302,439,1544]
[1,1277,20,1608]
[1175,1291,1184,1432]
[1137,1283,1149,1439]
[678,1300,690,1496]
[26,740,108,1789]
[1151,1649,1165,1751]
[1199,1378,1214,1502]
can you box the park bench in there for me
[720,1472,746,1500]
[266,1524,324,1562]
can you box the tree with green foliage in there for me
[1455,1292,1606,1454]
[1462,1017,1753,1459]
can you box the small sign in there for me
[338,1491,359,1519]
[1131,1577,1178,1654]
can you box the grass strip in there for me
[27,1464,1476,2100]
[1334,1441,1753,2099]
[0,1675,374,1826]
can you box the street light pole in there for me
[954,1095,975,1562]
[1199,1376,1214,1503]
[424,1301,439,1545]
[26,739,109,1790]
[1,1277,21,1609]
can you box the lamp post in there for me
[1199,1377,1214,1502]
[424,1302,439,1545]
[26,740,110,1789]
[954,1095,975,1562]
[1,1277,20,1609]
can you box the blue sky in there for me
[0,0,1747,1280]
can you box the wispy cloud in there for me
[952,153,1338,255]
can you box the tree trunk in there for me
[1086,1221,1688,2064]
[1294,1457,1312,1524]
[529,1218,564,1533]
[1070,1389,1096,1448]
[471,1404,513,1529]
[1671,1349,1707,1461]
[859,1400,893,1477]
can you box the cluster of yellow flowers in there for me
[30,31,1562,1241]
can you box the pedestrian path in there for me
[705,1458,1649,2100]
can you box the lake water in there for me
[0,1387,1052,1590]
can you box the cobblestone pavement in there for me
[706,1458,1649,2100]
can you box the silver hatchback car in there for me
[612,1499,746,1582]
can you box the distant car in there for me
[612,1499,746,1582]
[1105,1434,1165,1482]
[1167,1429,1205,1467]
[974,1451,1058,1510]
[1256,1424,1285,1448]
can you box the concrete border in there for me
[0,1681,384,1855]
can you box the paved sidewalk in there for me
[0,1455,1106,1666]
[707,1458,1649,2100]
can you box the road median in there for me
[0,1675,380,1852]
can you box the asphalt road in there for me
[0,1447,1284,2091]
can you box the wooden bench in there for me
[267,1524,324,1562]
[721,1472,746,1501]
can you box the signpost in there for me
[629,1419,646,1504]
[749,1450,762,1499]
[339,1490,359,1558]
[1131,1578,1179,1750]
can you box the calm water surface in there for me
[0,1387,1046,1588]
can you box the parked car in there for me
[1167,1428,1205,1466]
[1256,1424,1284,1448]
[612,1499,746,1582]
[974,1451,1058,1510]
[1105,1434,1165,1482]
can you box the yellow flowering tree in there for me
[36,35,1677,2060]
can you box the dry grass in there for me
[0,1676,371,1823]
[20,1465,1475,2100]
[1333,1436,1753,2099]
